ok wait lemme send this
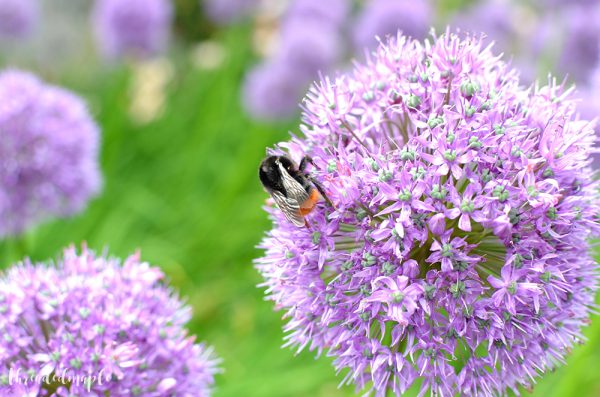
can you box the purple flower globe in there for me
[92,0,173,60]
[353,0,431,51]
[0,0,38,39]
[0,70,101,238]
[201,0,258,25]
[451,0,517,55]
[577,65,600,167]
[241,0,345,122]
[285,0,350,29]
[242,60,306,121]
[256,31,600,396]
[557,4,600,83]
[277,18,342,79]
[0,246,220,396]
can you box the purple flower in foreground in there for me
[92,0,173,60]
[256,31,600,396]
[353,0,431,51]
[0,246,219,396]
[0,0,38,39]
[0,70,101,237]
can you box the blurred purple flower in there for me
[0,0,38,39]
[451,0,517,54]
[242,0,345,121]
[0,246,220,396]
[557,4,600,83]
[242,61,305,121]
[576,88,600,124]
[353,0,431,51]
[451,0,552,84]
[285,0,350,28]
[0,70,101,237]
[576,65,600,166]
[540,0,599,7]
[92,0,173,60]
[256,31,600,396]
[201,0,258,25]
[277,18,342,78]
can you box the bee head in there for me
[259,155,294,193]
[277,156,294,171]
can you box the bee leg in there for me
[299,155,313,172]
[301,155,335,208]
[304,219,312,229]
[310,176,335,208]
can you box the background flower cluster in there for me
[232,0,600,125]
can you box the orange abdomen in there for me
[299,189,321,216]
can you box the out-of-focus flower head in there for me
[0,70,101,238]
[576,60,600,166]
[92,0,173,61]
[242,60,305,121]
[451,0,518,56]
[488,0,544,83]
[576,86,600,123]
[539,0,599,8]
[276,18,342,79]
[557,4,600,83]
[256,31,599,396]
[353,0,431,52]
[285,0,350,28]
[243,0,345,121]
[201,0,259,25]
[0,246,220,396]
[0,0,38,39]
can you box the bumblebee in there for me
[259,155,331,227]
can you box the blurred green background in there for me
[0,2,599,397]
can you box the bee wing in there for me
[278,163,310,203]
[271,190,306,227]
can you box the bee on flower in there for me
[256,30,600,396]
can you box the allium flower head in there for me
[92,0,173,60]
[0,0,38,39]
[555,4,600,83]
[201,0,258,25]
[0,246,219,396]
[451,0,517,54]
[242,60,306,121]
[286,0,350,28]
[353,0,431,51]
[242,0,345,121]
[577,63,600,166]
[0,70,101,237]
[277,19,342,79]
[256,31,600,396]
